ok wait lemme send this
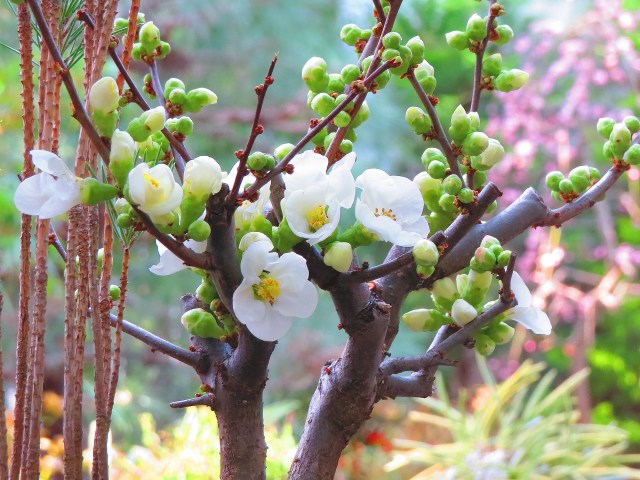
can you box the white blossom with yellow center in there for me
[284,186,340,245]
[355,168,429,247]
[233,240,318,341]
[128,162,183,217]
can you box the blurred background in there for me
[1,0,640,478]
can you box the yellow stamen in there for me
[253,275,281,305]
[374,207,396,221]
[144,173,160,188]
[306,205,329,232]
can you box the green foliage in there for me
[387,358,640,479]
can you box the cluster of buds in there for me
[180,275,235,340]
[126,106,167,142]
[112,12,145,36]
[379,31,425,77]
[132,21,171,63]
[469,235,511,273]
[599,116,640,167]
[446,11,513,52]
[163,78,218,117]
[340,23,373,53]
[546,166,602,203]
[481,53,529,93]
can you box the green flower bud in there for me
[474,333,496,355]
[486,322,515,344]
[340,24,362,46]
[413,172,442,204]
[422,148,447,168]
[459,269,493,306]
[470,246,496,272]
[463,132,489,156]
[476,138,504,170]
[413,239,439,267]
[339,139,353,154]
[402,308,447,332]
[458,188,474,204]
[480,235,500,249]
[176,116,194,136]
[247,152,268,170]
[493,24,514,45]
[139,22,161,51]
[446,30,469,51]
[415,59,435,77]
[92,110,119,138]
[466,14,487,41]
[164,78,186,98]
[381,48,400,63]
[449,105,472,144]
[116,213,133,228]
[196,280,218,304]
[113,18,128,32]
[545,171,564,191]
[568,166,591,193]
[596,117,615,139]
[482,53,502,77]
[323,241,353,272]
[274,143,294,161]
[451,298,477,326]
[351,101,370,128]
[109,129,136,188]
[427,160,447,179]
[109,285,121,301]
[382,32,402,49]
[168,88,187,106]
[341,64,361,84]
[188,220,211,242]
[185,88,218,113]
[609,123,632,159]
[158,42,171,60]
[496,250,511,268]
[551,190,562,203]
[443,174,463,195]
[114,198,132,216]
[439,193,458,215]
[405,106,432,135]
[624,143,640,165]
[390,45,413,76]
[558,178,575,194]
[334,111,352,128]
[89,77,120,113]
[494,69,529,92]
[127,107,166,142]
[473,170,488,189]
[79,178,119,206]
[310,93,336,117]
[624,116,640,134]
[181,308,225,339]
[327,73,345,94]
[416,265,435,278]
[302,57,330,92]
[310,126,328,146]
[602,141,615,161]
[337,221,377,248]
[406,36,425,65]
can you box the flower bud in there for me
[493,24,513,45]
[415,60,436,92]
[327,73,345,94]
[406,36,425,65]
[482,53,502,77]
[462,132,489,156]
[459,270,493,306]
[334,111,352,128]
[382,32,402,49]
[139,21,160,51]
[116,213,133,228]
[302,57,330,92]
[310,93,335,117]
[609,123,632,159]
[449,105,472,143]
[458,188,474,204]
[323,241,353,273]
[181,308,225,339]
[109,285,121,301]
[90,77,120,113]
[140,106,166,135]
[402,308,446,332]
[164,78,186,98]
[412,238,439,266]
[187,220,211,242]
[340,24,362,46]
[481,235,500,249]
[405,106,432,135]
[486,322,515,344]
[443,174,462,195]
[438,193,458,213]
[109,129,136,188]
[568,166,591,193]
[413,172,442,204]
[494,69,529,92]
[176,116,194,136]
[238,232,272,252]
[496,250,511,268]
[432,277,458,311]
[114,198,132,216]
[445,31,469,51]
[351,101,370,128]
[474,333,496,355]
[596,117,615,139]
[624,143,640,165]
[185,88,218,113]
[470,246,496,272]
[466,14,487,41]
[341,64,361,84]
[274,143,294,161]
[421,148,447,169]
[79,178,119,206]
[545,171,564,191]
[183,155,225,200]
[451,298,477,326]
[416,265,435,278]
[272,218,303,252]
[196,280,218,304]
[558,178,575,194]
[624,115,640,134]
[476,138,504,169]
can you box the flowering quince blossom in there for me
[14,150,83,218]
[505,272,552,335]
[128,162,183,217]
[232,239,318,341]
[355,169,430,247]
[149,239,207,276]
[282,150,356,244]
[183,155,226,199]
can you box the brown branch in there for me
[405,69,462,179]
[469,0,498,113]
[0,292,8,480]
[115,0,141,92]
[226,55,278,206]
[170,394,215,409]
[372,0,386,23]
[148,59,166,105]
[107,247,129,415]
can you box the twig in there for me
[148,59,166,105]
[226,55,278,206]
[405,69,462,180]
[26,0,111,163]
[115,0,140,92]
[0,292,8,480]
[169,394,215,409]
[372,0,386,24]
[469,0,498,113]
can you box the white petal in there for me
[240,241,276,280]
[38,179,81,218]
[274,281,318,318]
[355,199,399,242]
[186,239,208,254]
[328,152,356,208]
[31,150,74,178]
[244,309,293,342]
[506,306,552,335]
[267,252,310,291]
[355,168,389,189]
[511,272,532,308]
[149,247,187,275]
[14,174,56,217]
[127,163,147,206]
[233,282,267,324]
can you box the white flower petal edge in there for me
[14,150,82,219]
[128,163,183,217]
[149,239,207,276]
[505,272,552,335]
[232,240,318,341]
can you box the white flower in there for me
[505,272,552,335]
[183,156,226,199]
[14,150,82,218]
[451,298,477,327]
[128,162,183,217]
[233,240,318,341]
[355,169,429,247]
[283,186,341,245]
[150,239,207,275]
[89,77,119,113]
[224,162,270,226]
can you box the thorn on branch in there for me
[170,393,215,409]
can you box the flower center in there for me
[144,173,160,188]
[253,274,281,305]
[374,207,396,221]
[306,205,329,232]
